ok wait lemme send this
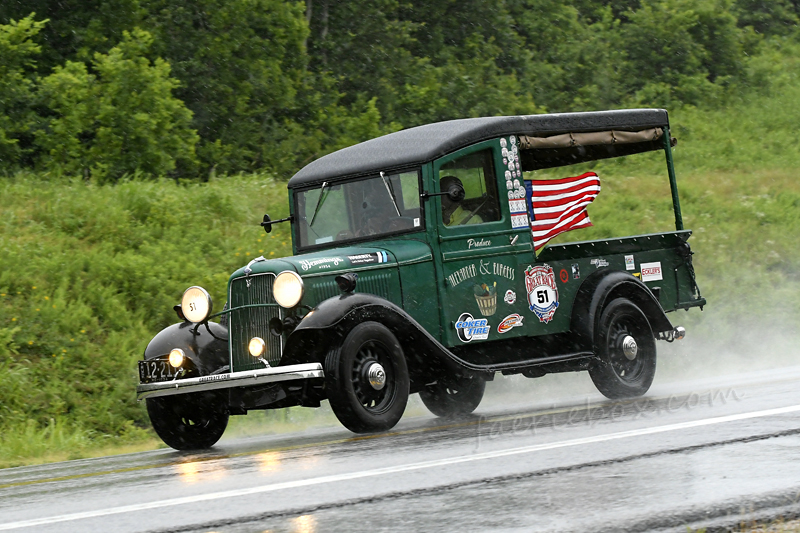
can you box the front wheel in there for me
[325,322,409,433]
[146,392,229,450]
[420,375,485,418]
[588,298,657,399]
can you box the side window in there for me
[439,149,501,227]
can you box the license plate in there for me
[138,359,177,383]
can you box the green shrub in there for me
[36,29,198,181]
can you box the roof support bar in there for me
[663,126,684,231]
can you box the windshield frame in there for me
[293,168,426,252]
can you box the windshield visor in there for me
[296,170,423,249]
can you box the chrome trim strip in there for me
[136,362,324,401]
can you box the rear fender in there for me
[570,270,673,348]
[144,321,229,376]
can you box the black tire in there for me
[420,375,485,418]
[146,392,229,450]
[589,298,657,399]
[324,322,409,433]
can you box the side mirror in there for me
[446,183,466,202]
[260,213,293,233]
[261,214,273,234]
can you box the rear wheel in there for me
[146,392,229,450]
[325,322,409,433]
[420,375,485,417]
[589,298,657,399]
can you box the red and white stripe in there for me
[528,172,601,251]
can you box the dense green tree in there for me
[620,0,743,106]
[0,0,794,178]
[0,1,146,71]
[733,0,798,35]
[0,15,46,169]
[36,29,198,181]
[142,0,309,174]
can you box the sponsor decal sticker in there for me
[640,261,663,282]
[447,263,478,287]
[509,196,528,229]
[504,289,516,304]
[509,199,526,213]
[590,258,609,268]
[511,213,529,229]
[525,264,559,323]
[500,138,508,148]
[200,374,231,383]
[473,282,497,316]
[298,257,344,271]
[467,238,491,249]
[413,218,420,227]
[625,254,635,271]
[559,269,569,283]
[571,263,580,279]
[455,313,490,342]
[347,252,389,265]
[497,313,524,333]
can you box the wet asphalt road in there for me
[1,367,799,533]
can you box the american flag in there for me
[526,172,601,251]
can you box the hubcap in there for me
[367,362,386,390]
[621,335,638,360]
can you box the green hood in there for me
[229,239,431,281]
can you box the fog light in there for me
[168,348,185,368]
[248,337,266,357]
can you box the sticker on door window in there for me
[525,264,559,323]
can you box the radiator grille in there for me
[229,274,282,371]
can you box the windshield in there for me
[296,170,423,249]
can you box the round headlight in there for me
[181,286,212,323]
[248,337,266,358]
[273,271,304,308]
[168,348,185,368]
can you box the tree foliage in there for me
[36,29,198,181]
[0,15,46,168]
[0,0,798,180]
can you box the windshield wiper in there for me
[308,181,329,227]
[380,172,402,217]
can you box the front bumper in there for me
[136,362,324,401]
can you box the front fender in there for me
[281,293,486,389]
[144,321,229,376]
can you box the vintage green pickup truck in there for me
[137,109,705,450]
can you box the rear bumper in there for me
[136,362,324,401]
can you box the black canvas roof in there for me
[287,109,669,188]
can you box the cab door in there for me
[433,137,538,354]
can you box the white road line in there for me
[2,404,800,531]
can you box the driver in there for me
[441,176,483,226]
